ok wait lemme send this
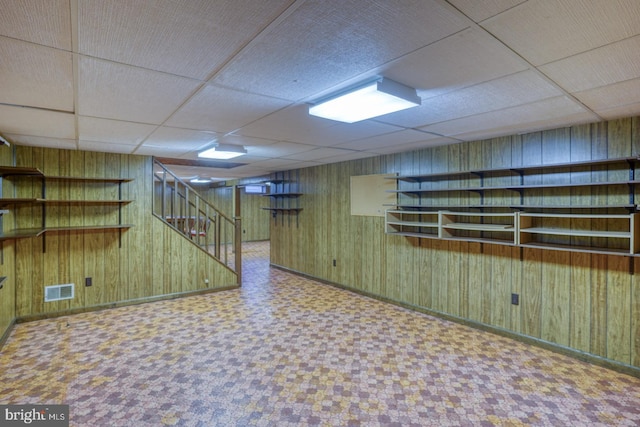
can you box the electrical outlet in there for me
[85,277,92,287]
[511,293,519,305]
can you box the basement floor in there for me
[1,241,639,426]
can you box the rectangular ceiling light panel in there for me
[309,78,421,123]
[198,143,247,160]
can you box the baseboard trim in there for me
[271,263,640,379]
[16,285,239,324]
[0,318,16,350]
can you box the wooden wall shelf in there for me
[0,225,135,242]
[263,170,302,226]
[0,166,133,245]
[386,156,640,257]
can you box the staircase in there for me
[152,159,241,283]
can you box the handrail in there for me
[152,159,239,275]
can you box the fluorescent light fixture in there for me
[190,177,212,184]
[198,143,247,160]
[309,78,421,123]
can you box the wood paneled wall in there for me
[0,146,237,336]
[201,185,270,242]
[0,146,15,342]
[271,117,640,370]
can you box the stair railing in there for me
[152,159,241,278]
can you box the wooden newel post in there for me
[233,185,242,286]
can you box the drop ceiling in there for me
[1,0,639,181]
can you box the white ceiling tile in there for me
[574,78,640,114]
[483,0,640,65]
[540,35,640,93]
[592,102,640,121]
[314,151,380,163]
[135,144,192,157]
[423,96,597,140]
[4,134,76,150]
[283,147,358,161]
[78,117,157,145]
[236,105,334,141]
[211,0,469,100]
[296,121,403,147]
[249,141,314,158]
[383,28,528,98]
[79,140,137,154]
[78,57,201,124]
[219,135,279,148]
[248,157,312,169]
[380,70,563,128]
[0,105,75,139]
[339,130,436,151]
[166,84,292,133]
[0,37,73,111]
[78,0,294,79]
[447,0,526,22]
[141,127,220,152]
[0,0,71,49]
[370,137,458,155]
[284,160,324,170]
[216,164,271,178]
[1,0,638,179]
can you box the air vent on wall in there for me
[44,284,74,302]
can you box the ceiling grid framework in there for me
[0,0,638,181]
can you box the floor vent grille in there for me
[45,284,75,302]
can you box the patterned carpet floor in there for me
[1,241,639,426]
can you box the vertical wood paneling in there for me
[42,149,64,314]
[262,115,640,371]
[467,242,483,322]
[458,242,470,319]
[68,151,86,309]
[416,238,433,308]
[83,152,104,307]
[633,258,640,367]
[608,118,632,158]
[431,239,448,313]
[521,249,543,338]
[606,255,631,364]
[590,255,608,357]
[480,245,493,325]
[510,247,522,333]
[570,252,591,352]
[0,240,16,335]
[490,245,511,329]
[0,140,16,334]
[1,148,237,335]
[540,250,571,346]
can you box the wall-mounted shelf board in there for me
[386,156,640,257]
[264,170,302,226]
[0,225,134,242]
[391,156,640,182]
[0,166,134,246]
[262,192,303,198]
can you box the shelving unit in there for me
[262,170,302,227]
[518,212,639,255]
[385,210,439,238]
[385,156,640,257]
[0,166,133,243]
[439,211,517,245]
